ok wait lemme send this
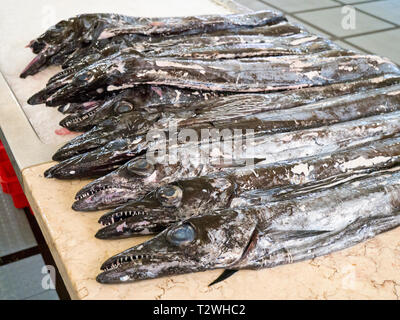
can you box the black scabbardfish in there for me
[95,135,400,238]
[96,168,400,283]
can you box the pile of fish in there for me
[23,10,400,285]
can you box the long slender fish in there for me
[21,11,285,78]
[43,109,400,180]
[55,32,331,81]
[34,50,400,106]
[60,74,400,132]
[95,135,400,238]
[52,83,400,161]
[96,169,400,283]
[45,32,333,103]
[61,22,303,71]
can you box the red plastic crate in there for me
[0,140,31,211]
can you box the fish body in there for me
[59,86,225,132]
[35,50,400,106]
[61,22,303,70]
[97,169,400,283]
[44,109,400,180]
[52,83,400,161]
[95,135,400,238]
[21,11,285,78]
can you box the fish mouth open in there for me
[73,156,158,211]
[97,198,169,228]
[95,208,169,239]
[95,176,236,239]
[59,103,102,131]
[45,136,146,179]
[20,44,57,78]
[51,126,118,161]
[72,184,140,211]
[96,210,257,283]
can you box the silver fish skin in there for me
[96,11,286,40]
[59,86,225,132]
[44,109,400,180]
[95,134,400,238]
[40,50,400,106]
[22,10,285,78]
[52,82,400,162]
[96,169,400,283]
[60,22,304,71]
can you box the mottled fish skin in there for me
[21,10,285,78]
[61,22,303,71]
[43,106,400,183]
[95,11,286,40]
[95,135,400,238]
[52,83,400,162]
[59,86,225,132]
[57,100,104,115]
[37,50,400,106]
[96,169,400,283]
[73,157,254,212]
[21,13,136,78]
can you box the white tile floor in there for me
[236,0,400,65]
[0,192,58,299]
[295,6,393,37]
[0,192,36,257]
[0,254,58,300]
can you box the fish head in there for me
[96,176,236,238]
[97,209,257,283]
[45,135,147,179]
[54,111,158,161]
[73,157,157,211]
[45,54,135,105]
[21,16,86,78]
[58,89,137,130]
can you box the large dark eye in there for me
[106,139,127,150]
[75,71,93,83]
[114,102,134,114]
[156,185,182,207]
[167,223,196,246]
[126,158,153,177]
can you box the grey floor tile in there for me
[25,289,59,300]
[234,0,277,11]
[347,29,400,65]
[286,15,332,38]
[0,192,36,257]
[0,254,50,300]
[355,0,400,25]
[334,40,368,53]
[295,6,393,37]
[337,0,379,4]
[262,0,339,13]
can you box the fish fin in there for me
[208,269,238,287]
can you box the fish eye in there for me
[106,139,127,150]
[114,102,134,114]
[166,223,196,246]
[126,158,153,177]
[76,71,92,83]
[156,185,182,208]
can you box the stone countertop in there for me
[23,163,400,300]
